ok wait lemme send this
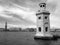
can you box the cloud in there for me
[4,5,35,24]
[0,0,59,28]
[50,14,60,28]
[0,2,36,28]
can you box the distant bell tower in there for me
[5,21,7,31]
[35,2,53,37]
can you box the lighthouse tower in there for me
[34,2,53,38]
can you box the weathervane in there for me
[39,0,47,3]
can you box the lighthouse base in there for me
[34,36,55,40]
[34,33,60,40]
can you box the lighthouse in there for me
[34,2,53,39]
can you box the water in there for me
[0,32,60,45]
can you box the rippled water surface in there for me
[0,32,60,45]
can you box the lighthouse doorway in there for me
[45,27,48,32]
[38,27,41,32]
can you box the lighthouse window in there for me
[45,27,48,32]
[45,16,47,19]
[38,27,41,32]
[40,5,42,7]
[43,5,45,7]
[39,17,41,19]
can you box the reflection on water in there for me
[35,40,51,45]
[34,39,60,45]
[0,32,60,45]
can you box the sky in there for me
[0,0,60,28]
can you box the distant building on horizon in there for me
[4,21,9,31]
